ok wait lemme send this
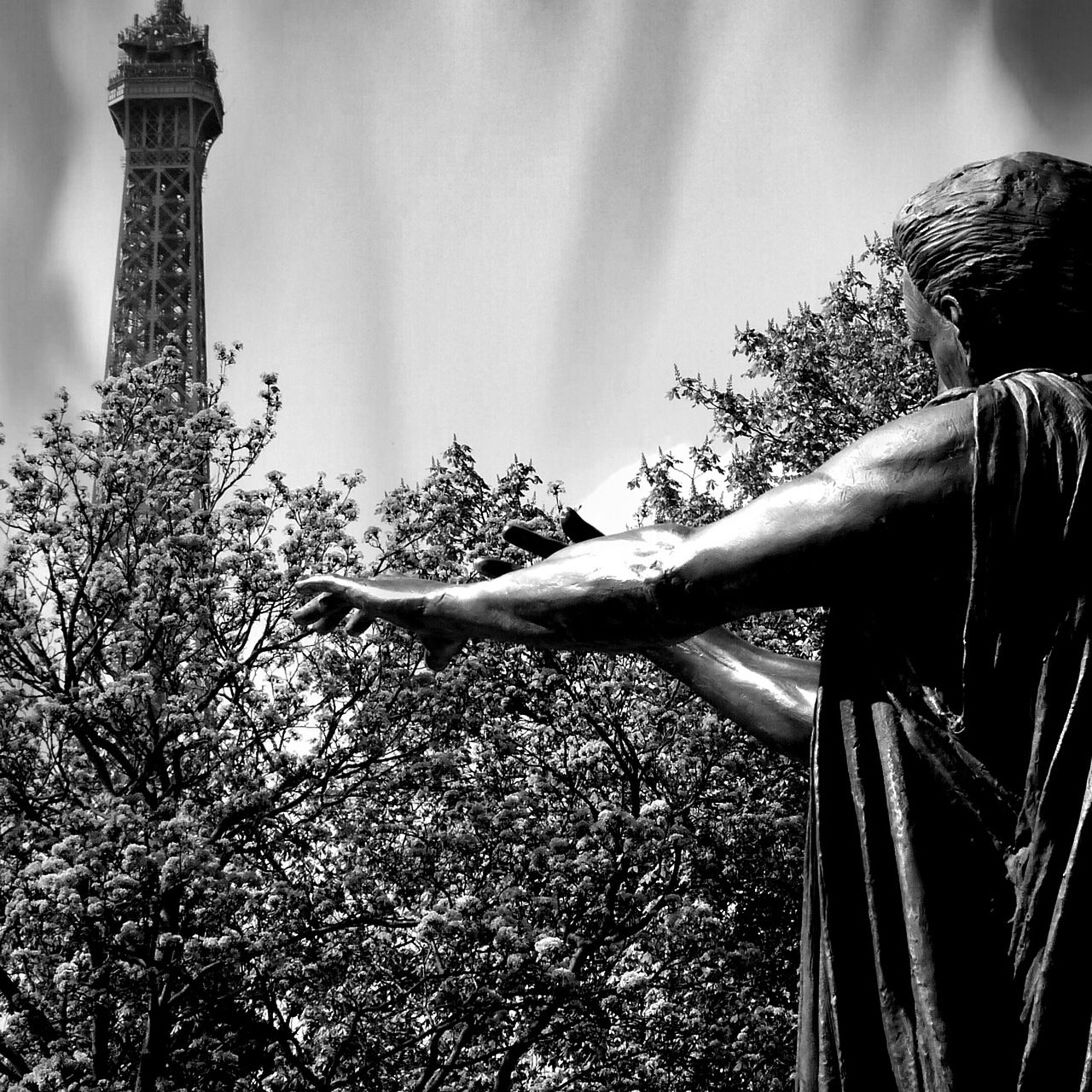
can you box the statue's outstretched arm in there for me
[644,629,816,759]
[492,512,816,759]
[295,396,973,694]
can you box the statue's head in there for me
[893,151,1092,387]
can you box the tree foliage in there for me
[0,236,924,1090]
[0,345,801,1091]
[637,237,932,518]
[0,344,362,1090]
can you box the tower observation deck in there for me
[106,0,222,382]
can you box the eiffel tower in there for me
[105,0,223,383]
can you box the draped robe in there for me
[796,370,1092,1090]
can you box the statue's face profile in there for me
[901,272,974,392]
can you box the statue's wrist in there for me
[421,585,472,633]
[647,565,696,636]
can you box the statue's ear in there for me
[937,292,976,386]
[938,294,963,331]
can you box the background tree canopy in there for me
[0,238,928,1091]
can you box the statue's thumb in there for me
[561,508,604,542]
[474,558,518,579]
[424,636,466,671]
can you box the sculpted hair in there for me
[893,151,1092,376]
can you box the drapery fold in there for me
[797,370,1092,1090]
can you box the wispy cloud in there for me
[991,0,1092,138]
[0,3,80,430]
[550,3,708,416]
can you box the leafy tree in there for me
[632,234,932,657]
[637,236,932,517]
[264,445,806,1091]
[0,235,924,1090]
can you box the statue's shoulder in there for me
[926,386,974,408]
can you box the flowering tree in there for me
[246,439,805,1090]
[0,344,363,1089]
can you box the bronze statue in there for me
[295,152,1092,1090]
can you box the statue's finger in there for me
[345,608,375,636]
[424,636,466,671]
[292,593,342,626]
[295,575,351,598]
[311,600,353,635]
[503,522,565,558]
[474,558,519,579]
[560,508,604,542]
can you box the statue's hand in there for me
[473,508,605,578]
[292,574,467,669]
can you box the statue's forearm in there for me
[430,497,828,650]
[437,581,817,757]
[432,529,686,647]
[645,629,816,760]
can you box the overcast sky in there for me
[3,0,1092,528]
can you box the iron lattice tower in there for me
[106,0,222,383]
